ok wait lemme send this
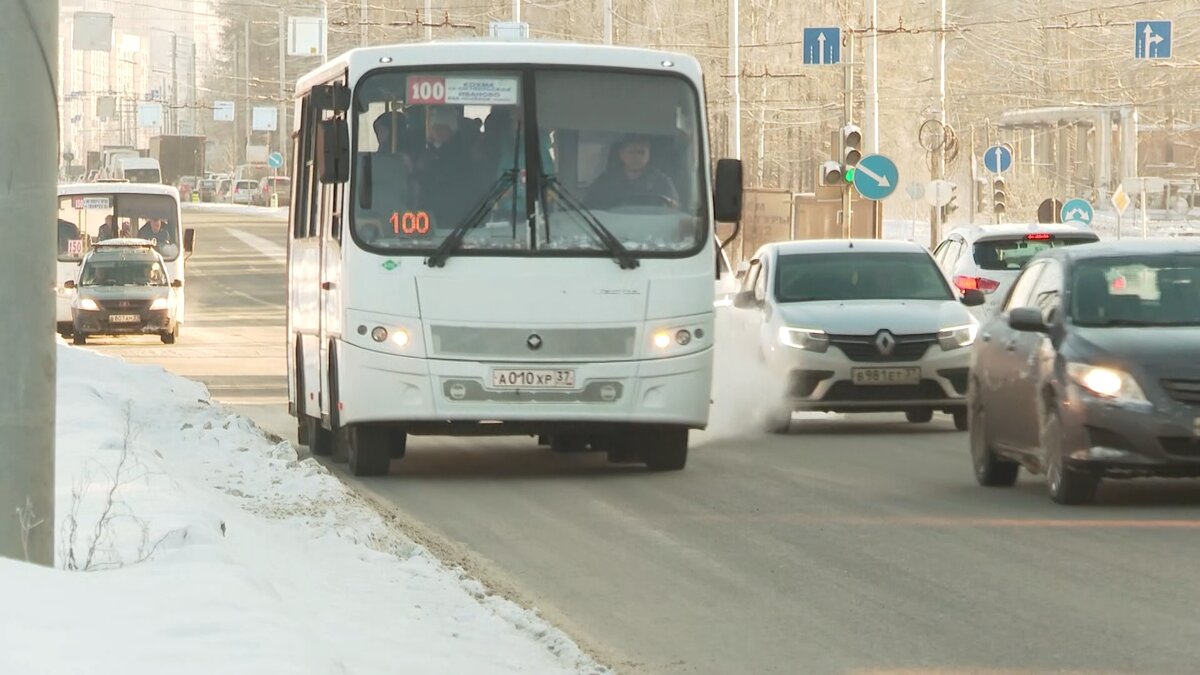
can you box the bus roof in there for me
[295,40,704,94]
[58,182,180,200]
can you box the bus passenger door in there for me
[290,93,324,423]
[317,100,347,423]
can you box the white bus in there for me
[286,40,743,476]
[55,182,195,337]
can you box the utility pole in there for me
[513,0,520,22]
[864,0,879,154]
[843,31,854,237]
[931,0,946,249]
[603,0,613,44]
[0,0,56,566]
[360,0,368,46]
[279,8,288,170]
[243,19,250,167]
[728,0,740,158]
[425,0,433,40]
[171,33,179,134]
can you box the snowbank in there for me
[182,202,288,219]
[0,345,606,675]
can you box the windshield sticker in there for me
[407,76,520,106]
[67,239,84,257]
[72,196,111,210]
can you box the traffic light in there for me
[974,177,989,212]
[940,182,959,222]
[992,176,1007,214]
[820,160,843,186]
[840,124,862,175]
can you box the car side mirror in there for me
[183,228,196,256]
[317,118,350,184]
[171,279,183,288]
[734,260,750,281]
[732,290,759,309]
[1008,307,1049,333]
[713,159,743,223]
[63,280,76,290]
[960,289,986,307]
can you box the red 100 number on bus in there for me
[408,76,447,105]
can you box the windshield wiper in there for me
[541,175,638,270]
[425,171,518,268]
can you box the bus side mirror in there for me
[183,228,196,256]
[734,260,750,280]
[713,158,744,223]
[317,118,350,184]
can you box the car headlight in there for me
[778,327,830,353]
[1066,363,1147,403]
[77,298,99,312]
[149,298,169,311]
[937,323,978,350]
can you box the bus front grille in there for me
[431,326,637,359]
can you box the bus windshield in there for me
[57,193,181,262]
[352,67,704,257]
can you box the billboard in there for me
[213,101,235,122]
[252,107,278,131]
[137,103,163,129]
[72,12,114,52]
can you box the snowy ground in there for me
[182,202,289,219]
[1,345,606,675]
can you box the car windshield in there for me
[973,233,1097,270]
[1069,254,1200,327]
[57,193,181,262]
[80,257,168,287]
[351,67,704,257]
[776,251,954,303]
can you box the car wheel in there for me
[72,332,87,346]
[1043,411,1099,505]
[905,408,933,424]
[969,390,1018,487]
[952,408,969,432]
[345,424,393,477]
[160,324,178,344]
[635,426,689,472]
[765,408,792,434]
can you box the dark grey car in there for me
[968,240,1200,504]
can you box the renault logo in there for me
[874,330,896,356]
[526,334,543,351]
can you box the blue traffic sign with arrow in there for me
[268,152,284,169]
[983,145,1012,174]
[1135,20,1171,60]
[1060,198,1094,225]
[803,27,841,65]
[852,154,899,201]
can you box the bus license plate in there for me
[851,367,920,386]
[109,314,141,323]
[491,368,575,389]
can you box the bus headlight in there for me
[391,329,410,347]
[652,331,672,349]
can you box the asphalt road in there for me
[90,207,1200,675]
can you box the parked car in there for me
[969,239,1200,504]
[253,176,291,206]
[229,179,257,205]
[729,239,985,432]
[933,223,1099,321]
[215,178,232,202]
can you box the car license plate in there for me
[852,367,920,386]
[109,314,140,323]
[491,368,575,389]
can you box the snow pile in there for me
[182,202,288,219]
[0,345,606,675]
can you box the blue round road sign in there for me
[1060,198,1094,225]
[852,154,900,201]
[268,152,284,169]
[983,145,1012,174]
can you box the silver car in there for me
[933,223,1099,321]
[728,239,985,433]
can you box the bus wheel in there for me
[346,424,393,477]
[637,426,689,472]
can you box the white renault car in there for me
[729,239,985,432]
[933,222,1099,321]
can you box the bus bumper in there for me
[336,341,713,431]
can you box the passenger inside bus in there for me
[97,215,117,241]
[585,135,679,210]
[417,106,473,230]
